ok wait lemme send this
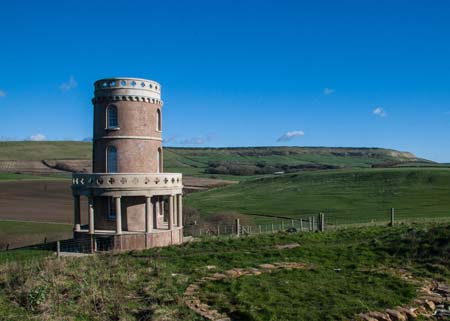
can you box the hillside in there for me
[186,167,450,224]
[0,141,432,178]
[1,224,450,320]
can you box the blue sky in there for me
[0,1,449,162]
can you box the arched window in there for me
[156,109,161,131]
[106,145,118,173]
[157,148,162,173]
[107,105,118,129]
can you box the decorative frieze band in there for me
[92,95,163,105]
[94,136,163,141]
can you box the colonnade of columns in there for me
[73,194,183,235]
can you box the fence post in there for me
[291,219,294,227]
[271,223,274,233]
[390,208,395,226]
[318,213,325,232]
[56,241,61,258]
[90,235,95,254]
[259,225,262,234]
[217,224,220,236]
[235,218,241,237]
[300,219,303,232]
[309,217,312,231]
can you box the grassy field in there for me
[0,141,92,161]
[0,173,68,181]
[0,221,73,249]
[186,168,450,225]
[0,141,434,178]
[0,223,449,320]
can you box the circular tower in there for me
[71,77,183,251]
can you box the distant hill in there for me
[0,141,434,177]
[186,167,450,224]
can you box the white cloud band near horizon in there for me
[276,130,305,142]
[28,134,47,141]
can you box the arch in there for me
[106,105,118,129]
[156,109,162,131]
[106,145,118,173]
[157,147,162,173]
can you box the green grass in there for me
[186,168,450,224]
[0,141,92,160]
[0,142,433,179]
[0,223,449,321]
[199,269,414,321]
[0,173,68,181]
[0,221,73,250]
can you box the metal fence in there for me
[183,214,325,238]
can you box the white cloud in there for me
[59,76,77,92]
[373,107,387,117]
[276,130,305,142]
[0,90,6,97]
[28,134,47,141]
[163,136,178,144]
[323,88,334,95]
[179,135,212,145]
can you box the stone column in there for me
[168,195,173,230]
[173,194,178,226]
[177,194,183,227]
[88,197,95,234]
[146,196,153,233]
[154,197,160,229]
[73,195,81,231]
[115,196,122,235]
[160,198,165,222]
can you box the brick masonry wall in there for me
[92,100,163,173]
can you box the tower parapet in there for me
[92,77,163,105]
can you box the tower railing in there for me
[72,173,182,190]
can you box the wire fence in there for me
[1,208,449,258]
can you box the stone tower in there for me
[71,77,183,251]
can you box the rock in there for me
[424,300,436,311]
[206,265,216,270]
[386,309,406,321]
[259,263,276,269]
[435,284,450,296]
[367,311,393,321]
[275,243,300,250]
[211,273,227,280]
[394,307,417,319]
[358,313,379,321]
[420,294,444,304]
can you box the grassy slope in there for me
[0,221,73,249]
[0,224,449,320]
[186,168,450,224]
[0,173,68,181]
[0,141,92,160]
[0,141,431,176]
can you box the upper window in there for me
[107,105,118,129]
[106,145,118,173]
[156,109,161,131]
[157,148,162,173]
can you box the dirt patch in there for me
[0,180,86,224]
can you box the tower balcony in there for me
[71,172,183,197]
